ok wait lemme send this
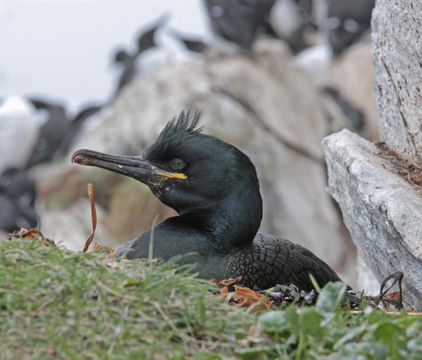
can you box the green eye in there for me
[170,158,186,171]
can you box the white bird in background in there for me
[0,96,44,173]
[293,42,333,83]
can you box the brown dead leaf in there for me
[7,227,56,247]
[92,242,114,255]
[7,227,35,240]
[216,278,273,312]
[385,291,400,300]
[83,183,97,252]
[219,278,242,287]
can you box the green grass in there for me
[1,237,421,360]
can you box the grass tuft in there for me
[1,237,421,359]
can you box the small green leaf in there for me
[258,310,287,334]
[374,322,400,344]
[284,305,299,330]
[298,308,322,336]
[407,338,422,354]
[334,326,365,350]
[367,309,387,325]
[316,281,347,314]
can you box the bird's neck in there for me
[178,188,262,253]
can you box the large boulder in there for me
[323,0,422,309]
[372,0,422,160]
[323,130,422,309]
[38,40,353,276]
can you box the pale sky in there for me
[0,0,210,111]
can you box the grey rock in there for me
[323,130,422,310]
[356,255,379,295]
[372,0,422,160]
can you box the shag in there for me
[72,111,345,290]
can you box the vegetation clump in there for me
[1,237,421,359]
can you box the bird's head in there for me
[72,111,262,229]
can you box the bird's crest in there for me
[146,110,203,159]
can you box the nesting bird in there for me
[72,111,345,290]
[0,167,38,232]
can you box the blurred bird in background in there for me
[0,0,375,239]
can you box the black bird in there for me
[113,15,169,94]
[170,30,209,54]
[323,86,365,131]
[26,98,68,167]
[113,50,136,93]
[72,111,345,290]
[270,0,315,54]
[0,167,38,232]
[59,104,102,154]
[26,98,102,168]
[135,13,169,55]
[326,0,375,55]
[203,0,277,51]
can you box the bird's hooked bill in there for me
[71,149,187,187]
